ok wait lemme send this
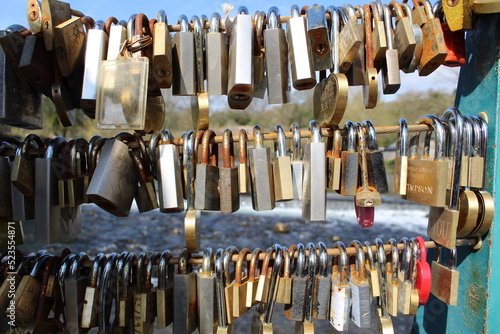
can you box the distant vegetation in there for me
[5,88,455,149]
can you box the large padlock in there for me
[306,5,333,71]
[131,138,159,213]
[0,29,43,129]
[264,7,290,105]
[194,129,220,211]
[11,134,44,197]
[206,12,228,95]
[41,0,72,51]
[86,133,139,217]
[152,10,173,89]
[227,7,253,109]
[219,129,240,214]
[172,15,196,96]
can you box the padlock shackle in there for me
[98,253,117,333]
[388,238,399,283]
[333,241,349,284]
[274,125,287,158]
[260,247,273,280]
[253,11,265,56]
[89,253,107,288]
[397,118,409,157]
[200,248,213,277]
[200,129,217,166]
[282,247,291,279]
[344,121,357,152]
[0,141,15,158]
[382,5,394,50]
[145,252,160,293]
[264,244,282,324]
[222,129,235,168]
[238,6,249,15]
[400,3,414,22]
[134,13,151,37]
[388,1,405,21]
[267,7,280,29]
[103,16,118,35]
[317,242,328,277]
[210,12,221,33]
[289,123,302,162]
[121,253,136,297]
[369,2,383,22]
[400,237,412,282]
[190,15,202,34]
[290,5,300,17]
[44,136,67,159]
[159,250,173,288]
[234,248,250,285]
[178,15,189,32]
[70,137,89,178]
[363,120,379,151]
[19,133,44,156]
[411,115,446,161]
[248,248,262,282]
[364,241,377,271]
[30,254,52,277]
[157,10,167,24]
[223,246,239,286]
[70,252,89,279]
[253,125,264,148]
[350,240,366,281]
[308,120,321,143]
[363,4,375,70]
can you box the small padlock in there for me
[284,243,306,321]
[197,248,218,333]
[173,249,198,334]
[431,247,459,305]
[264,8,290,105]
[272,125,293,202]
[364,241,380,297]
[63,252,90,334]
[238,129,250,195]
[339,121,359,196]
[374,239,394,333]
[11,134,44,197]
[391,1,417,70]
[206,13,228,95]
[368,3,387,71]
[287,5,316,91]
[364,120,389,194]
[81,253,106,329]
[97,253,117,333]
[433,2,466,67]
[330,241,351,331]
[312,242,331,320]
[131,140,159,213]
[289,123,303,200]
[401,3,424,74]
[381,4,401,94]
[386,239,399,316]
[194,129,220,211]
[152,10,173,88]
[227,7,253,109]
[215,248,233,333]
[349,240,371,328]
[302,120,326,221]
[220,129,240,213]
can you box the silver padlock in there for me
[330,241,351,331]
[206,13,228,95]
[173,249,198,334]
[197,248,218,334]
[86,133,139,217]
[307,5,333,71]
[156,129,184,213]
[302,120,326,221]
[227,7,253,109]
[81,21,108,115]
[290,123,303,201]
[172,15,196,96]
[248,125,275,211]
[381,4,401,94]
[264,7,290,105]
[106,18,127,61]
[35,136,82,244]
[287,5,316,91]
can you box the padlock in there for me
[65,138,90,208]
[362,4,379,109]
[114,253,136,331]
[394,119,409,195]
[401,3,424,73]
[431,247,459,305]
[330,241,351,331]
[307,5,333,71]
[131,143,159,213]
[86,134,140,217]
[442,0,476,31]
[197,248,218,333]
[312,242,330,320]
[264,7,290,105]
[385,239,399,316]
[326,127,342,191]
[433,2,466,67]
[287,5,316,91]
[415,236,432,305]
[183,131,202,252]
[313,7,349,127]
[35,136,83,244]
[81,20,108,115]
[80,253,106,329]
[397,238,414,315]
[207,12,228,95]
[302,120,326,221]
[152,10,173,89]
[97,253,117,333]
[254,247,271,305]
[173,249,198,334]
[227,7,253,109]
[391,1,417,70]
[272,125,293,202]
[172,15,196,95]
[11,133,44,196]
[220,129,240,213]
[26,0,43,33]
[428,108,464,249]
[0,29,43,129]
[339,121,359,196]
[364,120,389,193]
[289,123,303,200]
[0,255,34,315]
[341,5,365,86]
[349,240,371,328]
[276,246,292,305]
[364,241,380,297]
[406,115,448,207]
[238,129,250,194]
[214,249,231,333]
[369,3,388,71]
[381,4,401,94]
[230,248,251,319]
[54,16,93,77]
[252,11,266,100]
[155,130,184,213]
[0,24,27,70]
[96,16,149,130]
[191,15,206,94]
[14,254,52,327]
[248,125,275,211]
[284,243,306,321]
[195,129,220,211]
[412,0,448,76]
[244,248,261,310]
[41,0,73,51]
[374,238,394,333]
[63,252,89,334]
[135,252,159,333]
[0,142,16,221]
[223,246,239,325]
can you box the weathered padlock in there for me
[86,133,140,217]
[131,141,159,213]
[194,129,220,211]
[227,7,253,109]
[220,129,240,213]
[152,10,173,88]
[349,240,371,328]
[362,4,379,109]
[339,121,359,196]
[252,11,267,100]
[41,0,73,51]
[287,5,316,91]
[307,5,333,71]
[401,3,424,73]
[197,248,218,333]
[391,1,417,70]
[330,241,351,331]
[364,120,389,193]
[97,253,117,333]
[302,120,326,221]
[206,12,228,95]
[284,243,306,321]
[238,129,250,195]
[173,249,198,334]
[248,125,275,211]
[368,3,387,71]
[81,253,106,329]
[264,8,290,105]
[11,134,44,197]
[381,4,401,94]
[64,252,90,334]
[312,242,331,320]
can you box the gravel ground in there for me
[17,194,429,333]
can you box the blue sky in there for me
[1,0,459,98]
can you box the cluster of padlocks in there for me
[1,0,470,132]
[0,238,469,333]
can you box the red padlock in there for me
[354,200,375,228]
[415,236,432,305]
[441,22,466,67]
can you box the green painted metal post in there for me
[414,13,499,333]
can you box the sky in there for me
[1,0,460,99]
